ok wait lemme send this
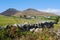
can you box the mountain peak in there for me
[25,8,38,11]
[1,8,20,16]
[6,8,19,12]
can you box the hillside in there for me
[22,8,57,16]
[1,8,20,16]
[0,8,57,16]
[0,15,17,26]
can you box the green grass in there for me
[0,16,17,26]
[0,16,44,26]
[0,15,59,27]
[0,16,60,40]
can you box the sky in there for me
[0,0,60,15]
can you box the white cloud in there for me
[38,8,60,15]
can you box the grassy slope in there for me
[0,16,39,26]
[0,16,51,26]
[0,16,17,26]
[0,15,60,30]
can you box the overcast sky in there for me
[0,0,60,15]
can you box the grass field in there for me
[0,16,55,26]
[0,16,17,26]
[0,15,60,30]
[0,15,60,40]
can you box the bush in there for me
[0,26,58,40]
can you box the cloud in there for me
[39,8,60,15]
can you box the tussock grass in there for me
[0,26,58,40]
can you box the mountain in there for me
[22,8,57,16]
[1,8,20,16]
[1,8,57,16]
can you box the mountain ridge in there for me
[0,8,57,16]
